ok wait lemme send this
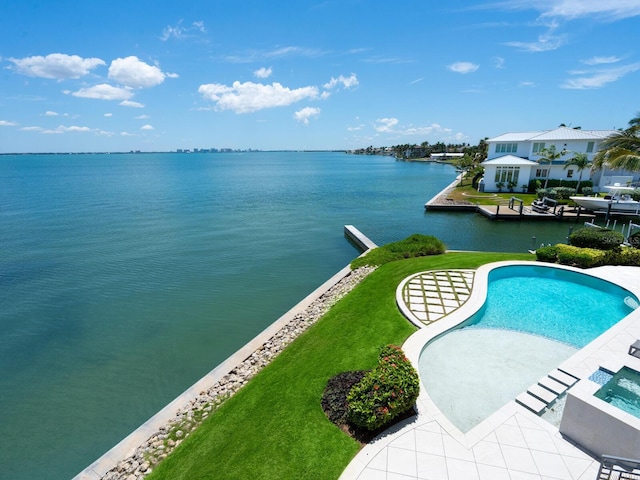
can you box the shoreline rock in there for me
[100,265,376,480]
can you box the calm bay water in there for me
[0,152,573,479]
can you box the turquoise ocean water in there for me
[0,152,574,479]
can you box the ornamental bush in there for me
[568,228,624,251]
[556,244,605,268]
[535,245,558,263]
[346,345,419,431]
[554,187,577,200]
[603,246,640,266]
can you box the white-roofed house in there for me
[480,126,634,192]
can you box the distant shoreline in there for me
[0,150,347,156]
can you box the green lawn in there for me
[147,251,534,480]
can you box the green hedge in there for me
[556,244,605,268]
[527,178,592,193]
[351,234,446,268]
[568,228,624,250]
[629,231,640,249]
[346,345,419,431]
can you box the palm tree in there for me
[592,113,640,172]
[563,152,591,193]
[537,144,568,189]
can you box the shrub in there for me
[603,247,640,266]
[632,189,640,202]
[321,371,367,425]
[581,187,593,196]
[629,231,640,249]
[554,187,577,200]
[351,234,446,268]
[556,244,605,268]
[346,345,419,431]
[569,228,624,250]
[535,245,558,263]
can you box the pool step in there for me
[516,392,547,414]
[538,376,568,395]
[549,369,579,387]
[527,384,557,404]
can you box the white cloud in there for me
[323,74,359,89]
[135,114,150,119]
[504,19,567,52]
[21,126,42,131]
[0,120,18,126]
[561,62,640,89]
[373,118,455,138]
[104,113,113,117]
[161,20,206,41]
[485,0,640,22]
[539,0,640,21]
[44,111,58,116]
[120,100,145,108]
[70,84,133,100]
[293,107,320,125]
[408,78,424,85]
[254,67,273,79]
[198,81,320,113]
[141,124,154,130]
[519,81,536,87]
[447,62,479,74]
[108,56,167,88]
[42,125,92,134]
[493,57,506,69]
[8,53,105,80]
[225,46,325,64]
[374,118,399,132]
[582,55,621,65]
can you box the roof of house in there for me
[487,126,618,143]
[481,155,538,166]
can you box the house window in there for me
[495,143,518,154]
[494,166,520,184]
[567,169,574,178]
[535,168,548,178]
[533,142,545,153]
[586,141,594,153]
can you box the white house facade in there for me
[480,126,638,193]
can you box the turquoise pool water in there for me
[594,367,640,419]
[419,264,637,432]
[465,265,637,348]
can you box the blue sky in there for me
[1,0,639,152]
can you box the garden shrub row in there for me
[568,228,625,250]
[536,244,640,267]
[527,179,592,193]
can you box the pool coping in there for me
[341,261,640,479]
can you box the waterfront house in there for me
[480,126,639,192]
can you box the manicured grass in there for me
[147,251,534,480]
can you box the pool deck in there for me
[340,262,640,480]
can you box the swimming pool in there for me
[594,367,640,419]
[416,263,637,433]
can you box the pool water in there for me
[466,265,636,348]
[419,264,637,432]
[594,367,640,418]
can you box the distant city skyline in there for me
[1,1,639,153]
